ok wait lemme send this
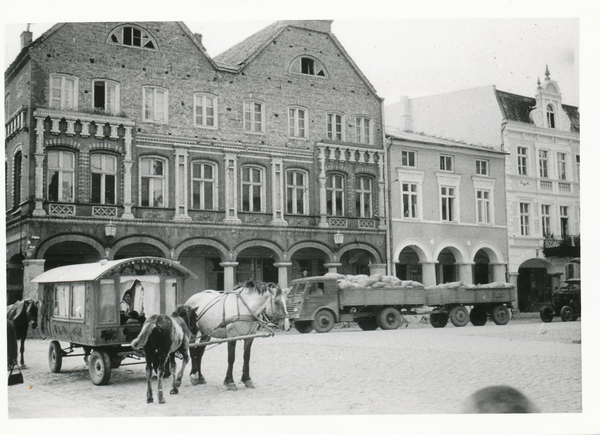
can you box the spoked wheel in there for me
[357,317,379,331]
[89,349,112,385]
[469,306,488,326]
[540,307,554,322]
[491,305,511,325]
[294,320,314,334]
[377,308,403,330]
[313,310,335,333]
[449,306,469,327]
[560,305,574,322]
[430,311,449,328]
[48,340,63,373]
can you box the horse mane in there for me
[239,280,280,295]
[173,305,198,336]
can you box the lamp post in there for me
[104,223,117,259]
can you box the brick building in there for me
[386,69,580,311]
[5,21,388,304]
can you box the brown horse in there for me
[131,305,198,404]
[7,299,38,368]
[185,280,289,391]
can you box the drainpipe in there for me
[381,98,393,276]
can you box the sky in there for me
[2,1,587,108]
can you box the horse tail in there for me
[131,319,157,350]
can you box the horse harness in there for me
[193,288,276,338]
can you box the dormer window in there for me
[289,56,328,78]
[546,104,556,128]
[108,25,157,50]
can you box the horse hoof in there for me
[159,399,165,404]
[147,398,153,404]
[175,380,182,388]
[224,382,237,391]
[243,380,255,389]
[170,388,178,395]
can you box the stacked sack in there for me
[325,273,424,290]
[425,281,514,290]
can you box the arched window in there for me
[48,150,75,202]
[546,104,556,129]
[191,161,217,210]
[108,25,157,50]
[13,151,22,207]
[289,56,328,78]
[140,156,167,207]
[91,153,117,204]
[326,173,345,216]
[241,166,265,212]
[356,175,373,218]
[286,169,308,215]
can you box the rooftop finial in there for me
[545,64,550,81]
[537,77,541,89]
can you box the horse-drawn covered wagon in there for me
[32,257,197,385]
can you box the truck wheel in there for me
[469,306,487,326]
[313,310,335,333]
[49,340,63,373]
[357,317,379,331]
[560,306,574,322]
[294,320,314,334]
[540,307,554,322]
[491,305,510,325]
[449,306,469,327]
[430,312,448,328]
[378,308,403,330]
[89,349,112,385]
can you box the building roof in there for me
[387,130,507,155]
[495,90,580,133]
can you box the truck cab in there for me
[287,277,339,333]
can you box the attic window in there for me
[289,56,328,78]
[546,104,556,129]
[108,25,157,50]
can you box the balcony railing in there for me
[543,234,580,258]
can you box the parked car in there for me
[540,278,580,322]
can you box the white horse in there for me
[185,280,289,390]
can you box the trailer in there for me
[287,274,515,333]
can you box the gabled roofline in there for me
[175,21,221,71]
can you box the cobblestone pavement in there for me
[5,316,595,434]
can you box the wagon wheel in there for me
[539,307,554,323]
[313,309,335,333]
[48,340,63,373]
[356,317,379,331]
[89,349,112,385]
[378,308,403,330]
[469,306,487,326]
[449,306,469,327]
[491,305,511,325]
[560,306,574,322]
[430,312,449,328]
[294,320,314,334]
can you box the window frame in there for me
[49,73,79,111]
[288,106,308,139]
[517,147,528,176]
[90,153,118,205]
[440,185,455,222]
[326,172,346,217]
[326,112,345,141]
[139,156,167,208]
[440,155,454,172]
[13,150,22,208]
[541,204,552,237]
[241,165,265,213]
[108,24,157,50]
[243,100,265,134]
[190,160,218,211]
[519,202,530,236]
[355,117,372,145]
[47,149,76,203]
[355,175,374,218]
[401,182,419,219]
[476,189,491,224]
[286,169,308,215]
[143,86,168,123]
[556,152,567,180]
[475,159,489,176]
[194,93,218,129]
[402,150,416,168]
[289,56,328,78]
[560,206,569,237]
[539,149,549,178]
[92,79,120,115]
[546,104,556,129]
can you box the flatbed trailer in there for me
[287,274,515,333]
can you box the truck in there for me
[287,274,515,333]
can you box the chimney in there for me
[21,24,33,49]
[21,30,33,49]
